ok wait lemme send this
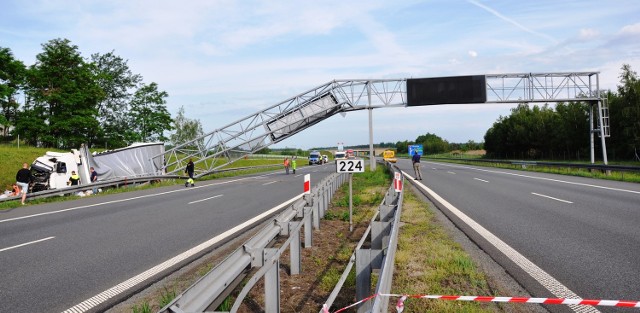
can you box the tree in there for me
[415,132,449,154]
[609,64,640,159]
[170,105,204,148]
[127,82,173,143]
[17,38,101,148]
[91,51,142,148]
[0,47,26,136]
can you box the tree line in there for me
[484,65,640,161]
[0,38,202,150]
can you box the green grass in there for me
[393,189,501,312]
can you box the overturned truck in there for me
[30,142,165,192]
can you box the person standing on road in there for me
[284,157,290,175]
[185,159,195,187]
[291,156,297,174]
[412,150,422,180]
[16,163,32,205]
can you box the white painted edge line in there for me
[426,161,640,195]
[447,171,456,175]
[0,177,253,224]
[0,236,55,253]
[403,171,599,313]
[531,192,573,204]
[62,193,305,313]
[474,178,489,183]
[188,194,223,204]
[262,181,277,186]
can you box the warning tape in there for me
[324,293,640,312]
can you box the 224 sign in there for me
[336,159,365,173]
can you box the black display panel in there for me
[407,75,487,105]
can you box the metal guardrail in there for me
[160,172,349,313]
[321,162,404,313]
[428,157,640,173]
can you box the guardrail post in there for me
[304,207,313,248]
[289,221,301,275]
[264,248,280,313]
[313,199,320,230]
[318,187,325,217]
[356,249,383,313]
[371,221,392,250]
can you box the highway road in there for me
[394,158,640,313]
[0,163,337,313]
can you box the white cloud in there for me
[468,50,478,58]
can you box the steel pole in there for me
[367,82,376,171]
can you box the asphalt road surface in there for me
[394,158,640,313]
[0,163,336,313]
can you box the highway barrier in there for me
[321,162,404,313]
[159,171,349,313]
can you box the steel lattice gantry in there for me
[154,72,608,177]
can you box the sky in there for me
[2,0,640,150]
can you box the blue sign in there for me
[409,144,423,156]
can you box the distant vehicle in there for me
[334,151,347,162]
[322,155,328,163]
[383,149,397,163]
[308,151,322,165]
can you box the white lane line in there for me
[531,192,573,204]
[294,174,304,177]
[403,171,599,313]
[0,177,252,224]
[426,161,640,195]
[0,236,55,253]
[63,193,305,313]
[474,178,489,183]
[262,181,277,186]
[447,171,456,175]
[188,194,223,204]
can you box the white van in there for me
[334,151,346,162]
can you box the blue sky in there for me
[2,0,640,150]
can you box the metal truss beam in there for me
[155,72,605,176]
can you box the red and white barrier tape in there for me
[324,293,640,312]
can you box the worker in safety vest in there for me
[291,156,297,174]
[68,171,81,186]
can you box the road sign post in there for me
[336,159,365,231]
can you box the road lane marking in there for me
[403,171,599,313]
[474,178,489,183]
[0,177,253,224]
[0,236,55,253]
[262,181,277,186]
[427,161,640,195]
[63,193,305,313]
[447,171,456,175]
[531,192,573,204]
[188,194,223,204]
[294,174,304,177]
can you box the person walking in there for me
[412,150,423,180]
[284,157,290,175]
[15,163,31,205]
[90,167,99,194]
[185,159,195,187]
[291,156,297,174]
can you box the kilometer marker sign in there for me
[394,172,402,192]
